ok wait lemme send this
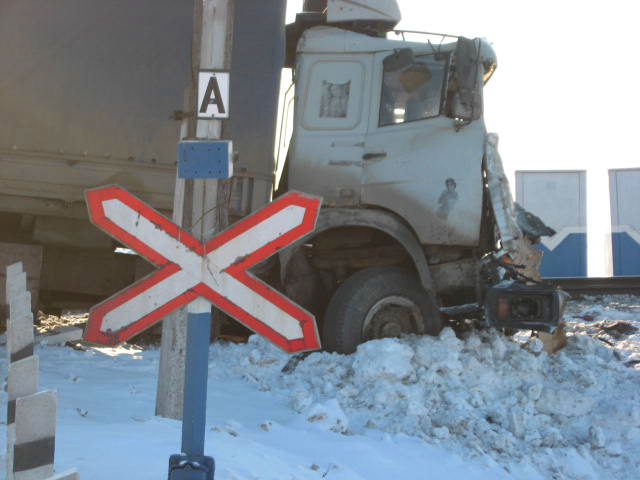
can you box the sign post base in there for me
[168,454,215,480]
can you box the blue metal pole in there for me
[168,298,215,479]
[181,308,212,456]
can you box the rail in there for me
[545,276,640,296]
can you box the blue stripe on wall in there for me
[612,232,640,276]
[535,233,587,278]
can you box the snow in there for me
[2,295,640,479]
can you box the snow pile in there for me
[2,296,640,479]
[2,339,519,479]
[212,325,640,479]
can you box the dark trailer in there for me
[0,0,285,312]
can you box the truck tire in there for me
[322,267,442,353]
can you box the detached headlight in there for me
[484,281,569,332]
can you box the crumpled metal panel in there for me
[485,133,521,250]
[485,133,542,279]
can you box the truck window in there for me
[379,54,448,126]
[302,60,365,131]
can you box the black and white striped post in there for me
[8,312,35,366]
[9,291,32,323]
[5,262,78,479]
[14,390,57,479]
[7,356,38,480]
[6,262,38,480]
[5,262,27,306]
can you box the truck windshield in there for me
[379,54,448,127]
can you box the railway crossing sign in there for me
[83,185,321,353]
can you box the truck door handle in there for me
[362,151,387,160]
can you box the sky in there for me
[285,0,640,276]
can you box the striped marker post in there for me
[14,390,56,479]
[6,262,24,276]
[9,292,32,322]
[5,267,27,306]
[5,262,80,479]
[7,357,39,480]
[5,262,26,338]
[8,313,35,364]
[6,262,38,480]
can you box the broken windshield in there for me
[379,53,448,126]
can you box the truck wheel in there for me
[322,267,442,353]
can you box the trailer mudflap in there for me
[484,280,569,333]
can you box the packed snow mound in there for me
[211,324,640,480]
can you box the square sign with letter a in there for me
[178,140,233,179]
[198,71,230,119]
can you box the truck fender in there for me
[279,207,435,292]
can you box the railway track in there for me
[545,276,640,296]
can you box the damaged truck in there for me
[0,0,566,352]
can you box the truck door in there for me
[362,50,486,246]
[288,55,370,206]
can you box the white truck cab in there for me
[276,0,566,353]
[290,26,496,247]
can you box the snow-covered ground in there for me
[1,295,639,479]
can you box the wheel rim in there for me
[362,295,423,341]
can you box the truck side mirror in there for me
[451,37,483,124]
[383,48,415,72]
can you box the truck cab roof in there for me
[296,26,497,83]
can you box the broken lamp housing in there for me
[484,281,569,333]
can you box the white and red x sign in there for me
[84,185,321,353]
